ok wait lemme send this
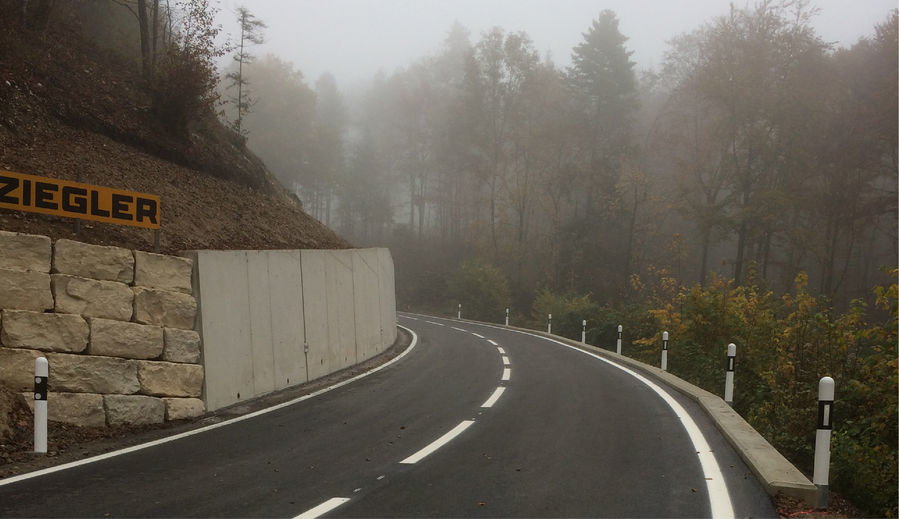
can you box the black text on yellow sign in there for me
[0,170,160,229]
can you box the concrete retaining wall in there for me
[189,248,396,411]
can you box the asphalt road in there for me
[0,313,777,518]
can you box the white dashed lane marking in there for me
[481,387,506,408]
[293,497,350,519]
[400,421,476,465]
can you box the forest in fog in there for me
[231,9,897,510]
[232,2,897,315]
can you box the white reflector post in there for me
[457,303,461,320]
[34,357,48,454]
[547,314,552,334]
[814,376,835,509]
[505,307,509,326]
[616,324,623,354]
[724,343,736,406]
[661,331,669,371]
[581,319,587,344]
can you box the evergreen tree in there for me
[566,10,638,296]
[568,10,637,122]
[226,6,266,138]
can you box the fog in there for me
[214,0,896,313]
[217,0,895,85]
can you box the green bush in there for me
[446,258,511,323]
[633,272,898,517]
[528,289,600,340]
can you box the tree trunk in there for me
[137,0,151,80]
[235,11,246,136]
[149,0,158,78]
[734,216,748,285]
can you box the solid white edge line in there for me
[480,387,506,408]
[0,325,420,487]
[502,356,510,365]
[497,347,506,354]
[293,497,351,519]
[501,368,511,381]
[487,339,498,346]
[399,420,475,465]
[432,316,735,519]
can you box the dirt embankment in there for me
[0,8,349,254]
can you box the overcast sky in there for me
[216,0,895,88]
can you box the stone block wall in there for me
[0,231,205,427]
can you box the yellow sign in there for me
[0,170,160,229]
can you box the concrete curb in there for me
[456,317,817,504]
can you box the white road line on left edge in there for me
[293,497,351,519]
[501,368,511,381]
[0,327,420,488]
[472,333,485,339]
[502,356,510,365]
[496,347,506,354]
[488,339,498,346]
[481,387,506,408]
[400,420,475,464]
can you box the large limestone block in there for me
[137,361,203,397]
[1,310,88,352]
[0,347,43,391]
[47,352,139,395]
[162,328,201,363]
[52,274,133,321]
[0,231,51,272]
[132,287,196,329]
[134,251,193,293]
[162,397,205,421]
[0,269,53,311]
[89,318,163,359]
[104,394,165,426]
[22,392,106,427]
[53,239,134,283]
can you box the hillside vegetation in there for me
[0,0,348,253]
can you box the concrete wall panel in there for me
[300,251,330,381]
[246,251,275,396]
[352,249,381,362]
[325,251,356,372]
[194,251,253,411]
[267,251,306,390]
[377,248,397,348]
[194,248,396,411]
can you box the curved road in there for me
[0,313,776,518]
